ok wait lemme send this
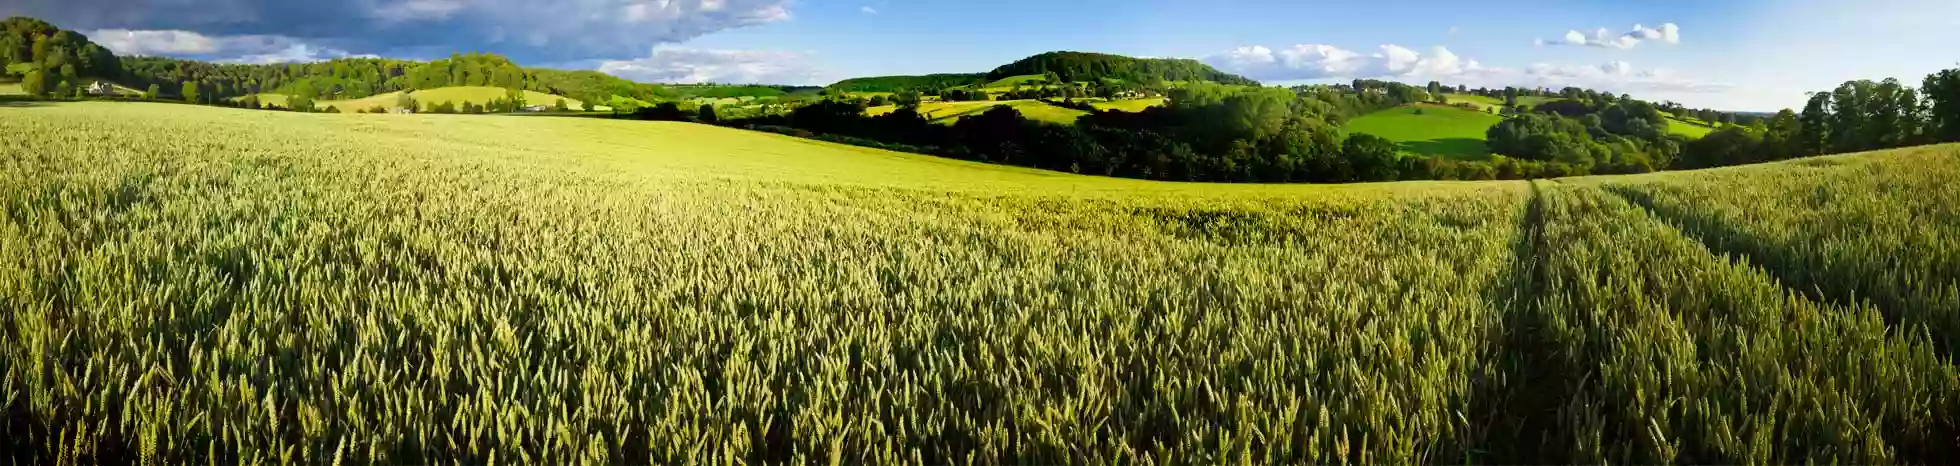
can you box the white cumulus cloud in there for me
[1206,42,1726,94]
[1516,60,1727,93]
[598,46,821,85]
[90,29,221,55]
[221,43,376,64]
[89,28,367,63]
[1543,22,1682,49]
[1206,44,1479,81]
[16,0,797,63]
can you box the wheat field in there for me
[2,102,1955,464]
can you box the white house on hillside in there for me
[87,81,117,96]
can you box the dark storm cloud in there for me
[1,0,792,63]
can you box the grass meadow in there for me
[866,99,1088,125]
[1347,103,1504,159]
[982,74,1048,88]
[2,102,1956,464]
[1665,116,1717,138]
[1088,97,1168,113]
[1442,93,1505,112]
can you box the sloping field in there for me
[3,101,1956,464]
[985,74,1048,88]
[0,82,20,95]
[402,86,587,111]
[1347,103,1503,159]
[1443,93,1503,111]
[1000,99,1088,124]
[866,99,1086,125]
[1089,97,1168,112]
[239,87,595,112]
[314,91,407,112]
[1666,116,1715,138]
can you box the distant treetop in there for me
[826,73,989,94]
[985,51,1258,86]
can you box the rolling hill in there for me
[1666,116,1716,138]
[983,75,1051,88]
[865,99,1088,125]
[827,73,989,93]
[1089,97,1168,112]
[828,51,1257,94]
[986,51,1257,85]
[236,86,601,112]
[1442,93,1505,112]
[408,86,588,110]
[7,101,1959,463]
[1347,103,1504,159]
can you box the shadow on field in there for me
[0,97,51,108]
[1461,181,1588,463]
[1599,185,1912,334]
[1400,138,1489,160]
[1603,183,1960,462]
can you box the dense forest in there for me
[705,79,1576,183]
[825,73,989,93]
[986,51,1259,86]
[2,16,806,107]
[823,52,1258,94]
[13,14,1960,186]
[1443,75,1950,173]
[0,17,121,98]
[666,64,1960,184]
[1667,74,1957,169]
[115,54,789,105]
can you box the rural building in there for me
[521,105,549,112]
[87,81,116,96]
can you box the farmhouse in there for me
[87,81,116,96]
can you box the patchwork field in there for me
[1666,116,1716,138]
[401,86,587,111]
[983,74,1048,88]
[1347,103,1504,159]
[3,102,1956,464]
[1089,97,1168,112]
[1443,93,1504,111]
[866,99,1087,125]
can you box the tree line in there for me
[1481,95,1683,173]
[826,74,990,94]
[1474,70,1960,172]
[2,16,813,109]
[116,53,670,105]
[986,51,1258,86]
[638,79,1576,183]
[1,17,121,99]
[1675,74,1958,169]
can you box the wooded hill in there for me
[2,16,806,106]
[1,17,122,96]
[826,51,1258,93]
[826,73,990,94]
[985,51,1257,85]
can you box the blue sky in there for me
[8,0,1956,111]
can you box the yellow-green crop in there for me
[1,102,1954,464]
